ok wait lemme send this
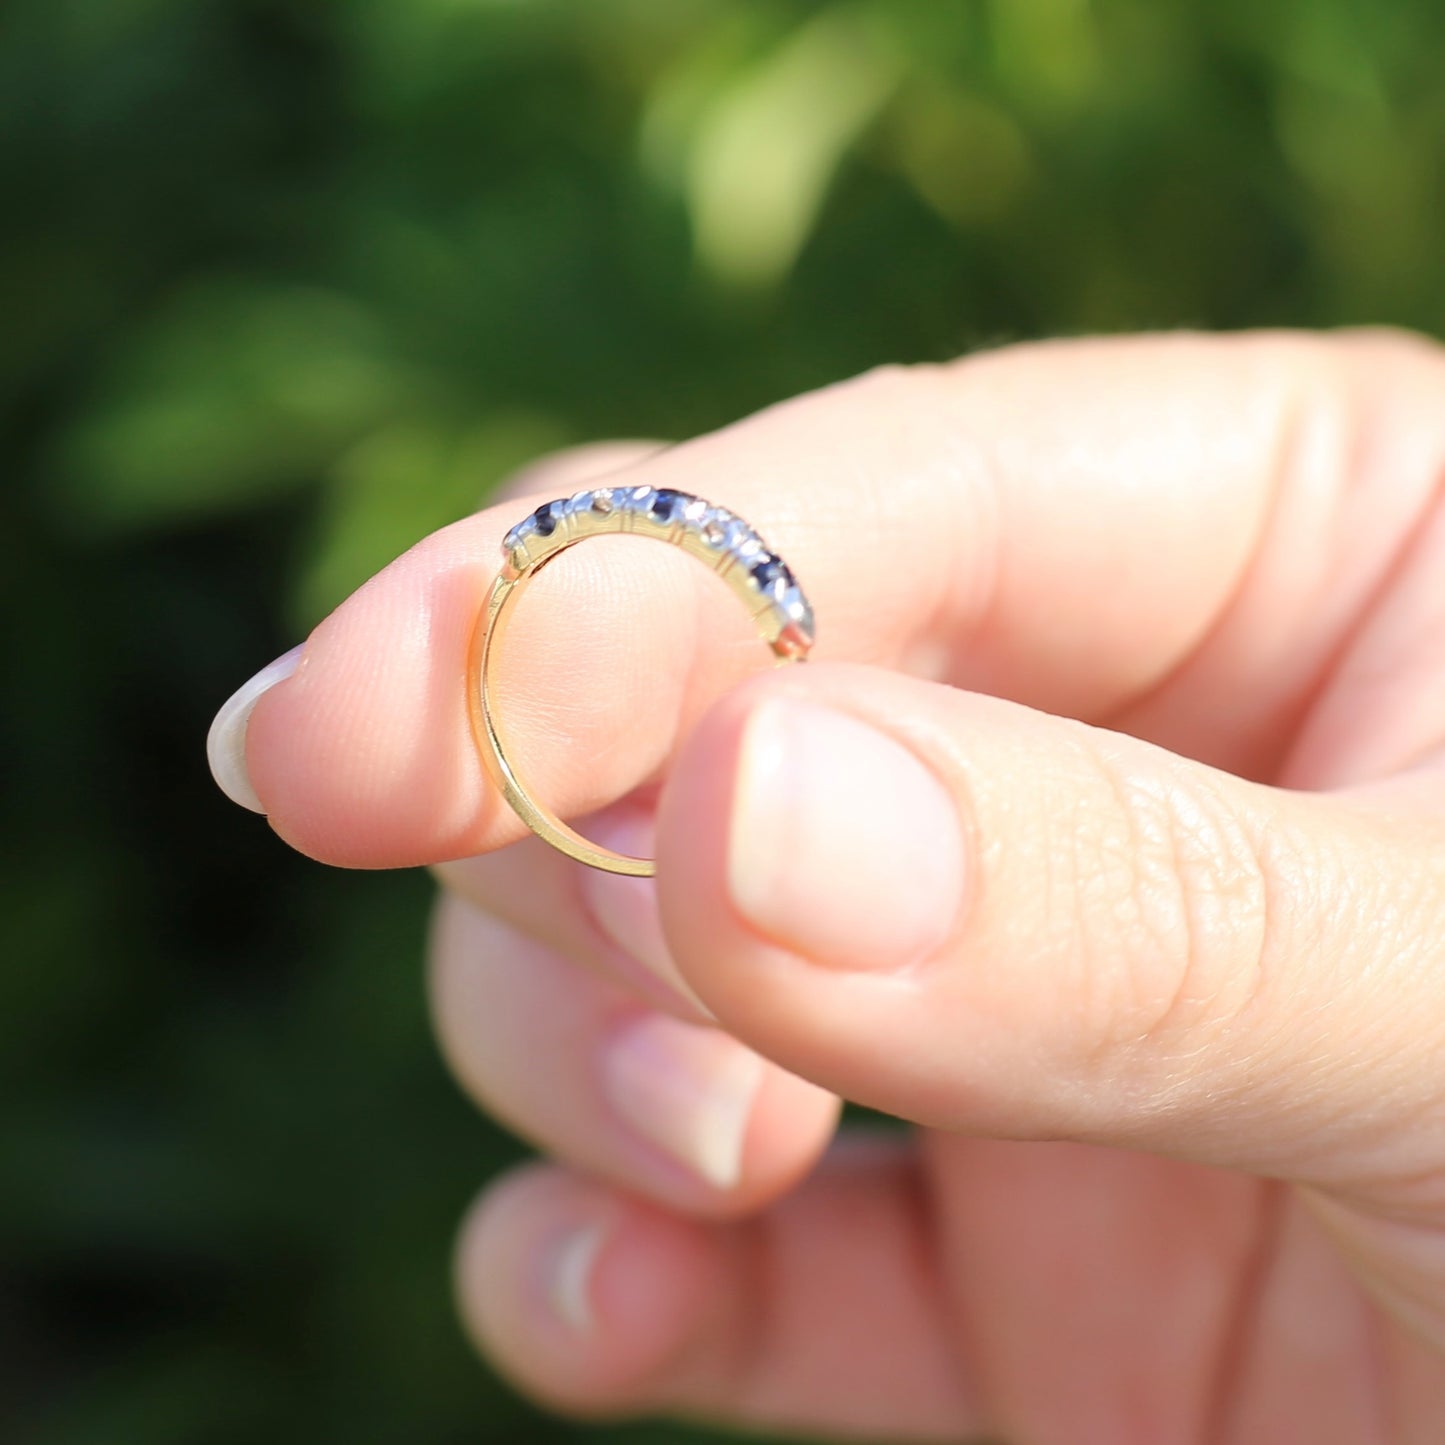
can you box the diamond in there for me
[732,534,764,566]
[699,506,733,547]
[590,489,615,515]
[780,586,814,634]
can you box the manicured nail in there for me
[601,1013,764,1190]
[205,645,304,813]
[728,699,965,971]
[582,812,713,1018]
[547,1219,608,1333]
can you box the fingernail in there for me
[582,812,713,1018]
[601,1013,764,1190]
[728,699,965,971]
[205,645,304,813]
[547,1219,608,1333]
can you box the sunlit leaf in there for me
[292,412,567,628]
[637,8,783,190]
[684,5,907,289]
[49,281,423,534]
[890,78,1033,227]
[988,0,1101,112]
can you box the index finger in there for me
[237,330,1445,867]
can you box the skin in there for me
[234,332,1445,1443]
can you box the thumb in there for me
[655,662,1445,1201]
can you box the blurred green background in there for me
[3,1,1443,1441]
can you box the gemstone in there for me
[749,554,789,589]
[649,488,682,522]
[533,502,558,537]
[590,489,615,514]
[781,587,814,633]
[699,507,733,546]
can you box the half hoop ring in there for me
[467,485,816,877]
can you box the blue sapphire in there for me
[649,488,683,522]
[749,554,789,589]
[533,502,559,537]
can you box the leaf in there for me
[291,411,567,628]
[48,280,423,535]
[682,5,907,290]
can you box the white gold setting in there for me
[501,487,815,657]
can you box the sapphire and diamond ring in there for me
[468,486,815,877]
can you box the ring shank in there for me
[469,563,656,877]
[467,488,813,877]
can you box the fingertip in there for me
[455,1164,725,1416]
[429,887,837,1214]
[206,643,305,813]
[238,444,667,867]
[655,670,799,1026]
[742,1054,843,1201]
[598,1011,841,1205]
[245,522,497,867]
[657,662,960,1030]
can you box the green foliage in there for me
[2,0,1443,1440]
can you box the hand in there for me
[211,332,1445,1442]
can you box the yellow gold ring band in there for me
[467,485,815,877]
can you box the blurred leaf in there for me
[292,412,567,628]
[683,4,907,289]
[637,7,783,189]
[19,1343,280,1445]
[49,282,424,536]
[890,78,1034,227]
[988,0,1102,113]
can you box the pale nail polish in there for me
[728,699,965,971]
[601,1013,764,1190]
[205,644,304,813]
[547,1220,608,1333]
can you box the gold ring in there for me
[467,485,816,876]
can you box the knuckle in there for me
[840,359,960,422]
[1062,740,1272,1077]
[490,440,663,507]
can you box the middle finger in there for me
[433,802,706,1022]
[429,888,839,1215]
